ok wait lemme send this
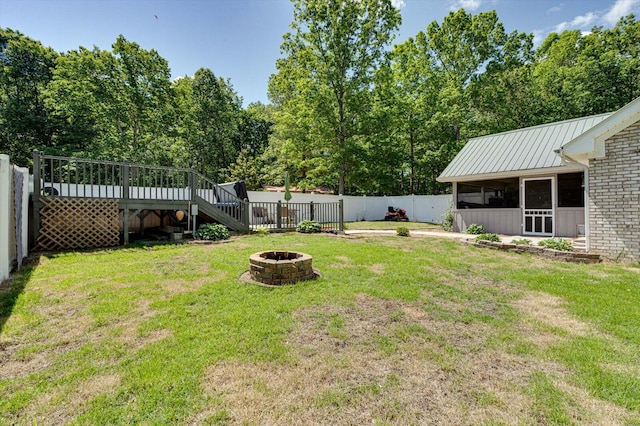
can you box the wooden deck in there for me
[32,151,249,245]
[32,151,343,248]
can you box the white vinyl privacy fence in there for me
[247,191,451,224]
[1,154,29,282]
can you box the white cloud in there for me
[535,0,640,46]
[553,11,597,33]
[604,0,640,24]
[532,29,544,46]
[553,22,568,33]
[173,74,194,82]
[571,11,598,27]
[547,4,563,14]
[449,0,482,11]
[391,0,406,9]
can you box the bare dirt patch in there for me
[553,379,634,425]
[327,255,356,270]
[369,263,385,275]
[515,292,594,338]
[19,374,121,425]
[198,294,634,425]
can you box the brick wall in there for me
[588,119,640,262]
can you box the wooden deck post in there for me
[122,163,130,244]
[277,200,282,229]
[189,169,197,202]
[241,199,249,230]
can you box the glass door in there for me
[523,178,554,236]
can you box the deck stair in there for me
[32,152,250,245]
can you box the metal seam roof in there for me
[438,113,612,181]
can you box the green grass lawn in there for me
[345,220,442,230]
[1,234,639,424]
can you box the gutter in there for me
[554,148,590,253]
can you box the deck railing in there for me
[33,151,249,226]
[250,200,343,232]
[33,151,194,201]
[33,151,343,234]
[194,172,249,226]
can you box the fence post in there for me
[277,200,282,229]
[18,166,29,265]
[122,163,130,200]
[241,200,249,230]
[189,169,197,202]
[309,201,314,221]
[32,150,42,247]
[0,155,11,281]
[339,199,344,231]
[121,163,130,244]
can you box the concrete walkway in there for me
[343,229,578,247]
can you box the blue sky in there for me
[1,0,639,106]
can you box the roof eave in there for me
[560,96,640,157]
[438,165,585,183]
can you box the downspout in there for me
[554,148,590,252]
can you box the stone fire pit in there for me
[248,251,316,286]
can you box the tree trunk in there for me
[409,126,415,195]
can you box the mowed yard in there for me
[1,233,639,425]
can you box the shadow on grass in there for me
[0,254,39,334]
[0,240,189,334]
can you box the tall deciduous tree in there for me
[383,9,530,194]
[46,35,175,163]
[0,28,58,165]
[188,68,242,181]
[269,0,401,195]
[386,35,442,194]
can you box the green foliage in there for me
[194,223,230,241]
[254,227,270,236]
[0,28,59,165]
[225,148,265,190]
[474,233,500,242]
[296,220,322,234]
[2,12,640,195]
[538,238,573,251]
[441,204,454,231]
[396,227,410,237]
[188,68,242,180]
[466,223,485,234]
[269,0,401,195]
[511,238,532,245]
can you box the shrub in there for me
[254,227,270,236]
[441,204,454,231]
[511,238,532,245]
[466,223,485,234]
[194,223,230,241]
[396,227,410,237]
[538,238,573,251]
[474,233,501,243]
[296,220,322,233]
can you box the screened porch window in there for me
[457,178,519,209]
[557,172,584,207]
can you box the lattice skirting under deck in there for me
[36,198,120,251]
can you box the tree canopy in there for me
[1,7,639,195]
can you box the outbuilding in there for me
[438,96,640,262]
